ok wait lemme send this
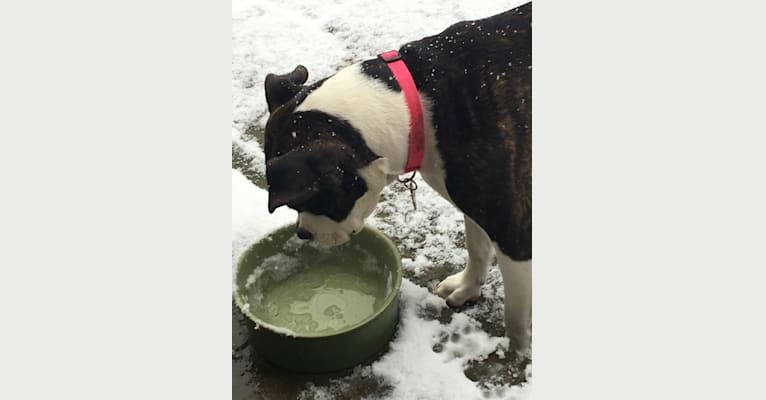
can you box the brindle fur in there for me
[399,5,532,260]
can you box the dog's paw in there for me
[434,270,482,307]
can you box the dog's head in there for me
[263,65,392,246]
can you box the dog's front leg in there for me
[434,215,494,307]
[497,252,532,353]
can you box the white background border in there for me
[1,0,765,399]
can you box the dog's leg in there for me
[496,251,532,353]
[434,216,494,307]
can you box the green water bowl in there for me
[234,224,402,373]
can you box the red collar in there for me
[379,50,424,173]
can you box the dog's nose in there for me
[296,227,313,240]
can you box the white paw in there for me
[434,270,482,307]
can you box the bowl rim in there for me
[234,224,403,339]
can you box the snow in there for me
[233,0,529,177]
[231,168,296,270]
[370,280,516,400]
[370,183,469,277]
[232,0,531,398]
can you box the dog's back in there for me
[400,5,531,260]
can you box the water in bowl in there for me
[262,263,385,333]
[243,232,394,336]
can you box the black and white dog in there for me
[263,3,531,350]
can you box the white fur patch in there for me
[296,64,411,174]
[296,63,450,199]
[294,63,454,252]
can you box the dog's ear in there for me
[266,148,320,213]
[264,65,309,113]
[265,143,351,213]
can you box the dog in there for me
[262,2,531,351]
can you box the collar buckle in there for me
[378,51,403,63]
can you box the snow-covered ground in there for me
[232,1,531,398]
